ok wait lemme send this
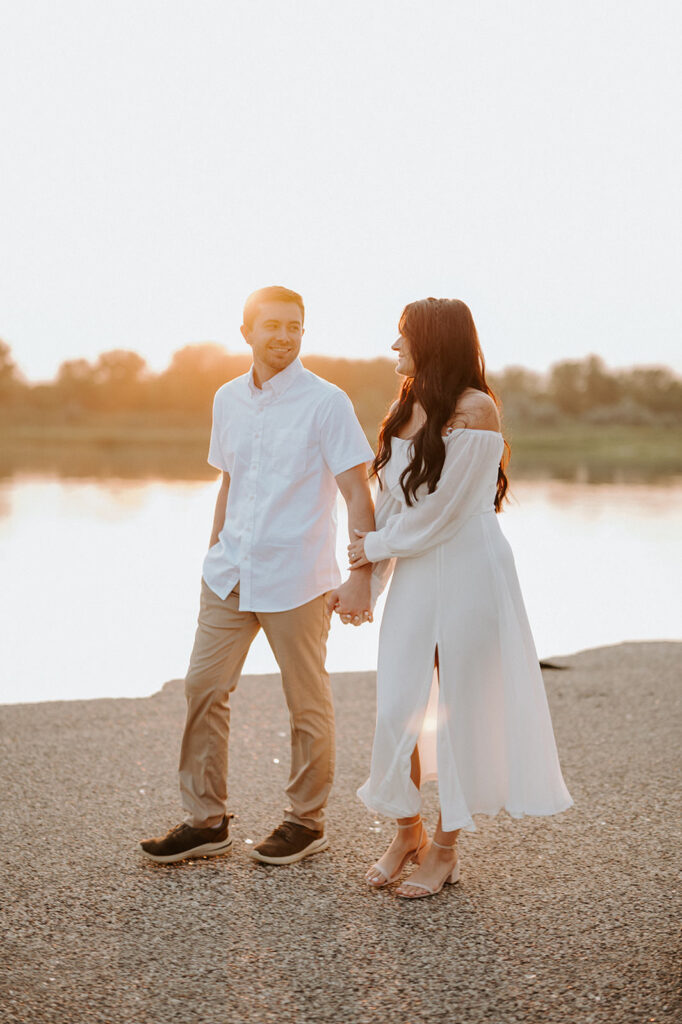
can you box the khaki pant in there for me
[178,579,334,830]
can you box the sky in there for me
[1,0,680,383]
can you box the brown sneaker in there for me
[250,821,329,865]
[140,815,233,864]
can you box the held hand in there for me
[333,575,373,627]
[348,529,371,570]
[327,585,372,625]
[338,609,373,626]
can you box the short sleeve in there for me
[318,389,374,477]
[207,390,229,472]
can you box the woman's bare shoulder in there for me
[447,389,501,432]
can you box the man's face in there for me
[241,301,304,375]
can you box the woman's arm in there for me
[354,429,501,563]
[367,475,400,606]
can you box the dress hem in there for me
[357,784,574,833]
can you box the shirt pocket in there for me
[269,427,313,479]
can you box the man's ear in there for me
[240,324,251,345]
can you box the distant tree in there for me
[496,367,561,426]
[530,356,680,423]
[0,340,23,402]
[620,365,682,414]
[548,360,589,415]
[93,349,146,387]
[56,358,98,411]
[92,349,148,410]
[490,366,543,421]
[5,339,681,431]
[584,397,656,426]
[166,343,233,379]
[583,355,621,407]
[154,344,250,413]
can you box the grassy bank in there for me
[503,423,682,481]
[1,419,680,483]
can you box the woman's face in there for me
[392,334,416,378]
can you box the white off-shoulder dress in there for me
[357,429,573,831]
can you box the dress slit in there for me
[357,430,573,827]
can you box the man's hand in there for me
[327,574,373,626]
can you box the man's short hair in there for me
[242,286,305,330]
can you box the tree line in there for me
[1,340,681,432]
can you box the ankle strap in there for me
[396,818,422,829]
[431,838,457,850]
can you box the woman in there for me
[347,298,572,899]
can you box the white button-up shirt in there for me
[202,358,374,611]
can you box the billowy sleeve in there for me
[368,474,399,608]
[364,431,501,562]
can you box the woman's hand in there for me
[338,609,373,625]
[328,575,373,625]
[348,529,371,570]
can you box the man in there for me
[141,285,374,865]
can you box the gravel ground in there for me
[1,641,680,1024]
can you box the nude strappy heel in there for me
[396,837,460,899]
[365,818,429,888]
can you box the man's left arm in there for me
[329,465,375,624]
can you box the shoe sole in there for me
[249,835,329,865]
[396,861,461,898]
[140,836,233,864]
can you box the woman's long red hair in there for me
[372,298,510,511]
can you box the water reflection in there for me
[1,442,681,486]
[0,442,215,483]
[0,472,680,704]
[511,459,682,485]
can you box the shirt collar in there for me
[247,357,304,398]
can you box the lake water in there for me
[0,473,680,704]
